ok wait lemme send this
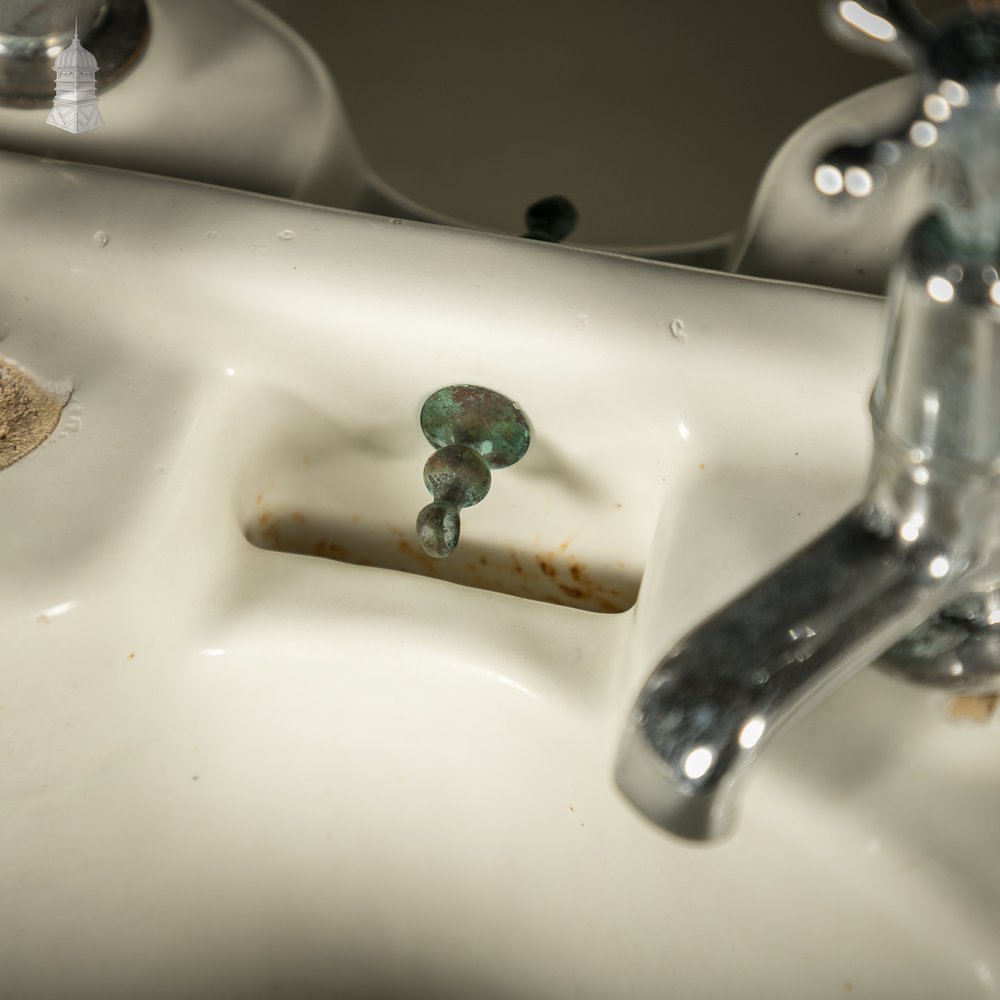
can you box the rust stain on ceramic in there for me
[396,536,441,575]
[261,521,283,549]
[312,538,350,561]
[246,506,634,613]
[947,692,1000,724]
[536,556,556,579]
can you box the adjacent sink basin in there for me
[2,151,1000,999]
[0,0,374,209]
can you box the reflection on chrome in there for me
[925,275,954,302]
[838,1,897,42]
[923,93,950,123]
[875,138,902,166]
[939,79,968,108]
[845,165,874,197]
[814,163,845,196]
[737,716,766,751]
[682,747,714,781]
[909,119,937,148]
[929,555,950,579]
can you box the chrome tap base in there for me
[0,0,149,109]
[880,597,1000,695]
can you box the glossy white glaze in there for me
[1,151,997,999]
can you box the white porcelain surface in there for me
[2,151,1000,999]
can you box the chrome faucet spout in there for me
[616,510,969,841]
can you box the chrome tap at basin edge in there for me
[617,0,1000,842]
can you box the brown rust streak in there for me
[536,556,557,578]
[261,521,283,549]
[541,550,631,612]
[246,508,631,611]
[313,538,350,561]
[948,693,1000,724]
[396,536,440,575]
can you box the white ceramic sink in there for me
[2,151,1000,999]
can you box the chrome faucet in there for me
[0,0,148,109]
[617,0,1000,842]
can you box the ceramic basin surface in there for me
[2,151,1000,1000]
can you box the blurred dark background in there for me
[258,0,956,246]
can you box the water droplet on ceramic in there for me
[93,230,109,247]
[576,314,588,330]
[669,318,687,340]
[278,230,295,241]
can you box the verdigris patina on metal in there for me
[416,385,530,558]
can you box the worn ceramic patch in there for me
[0,357,71,470]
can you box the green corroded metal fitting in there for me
[416,385,531,558]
